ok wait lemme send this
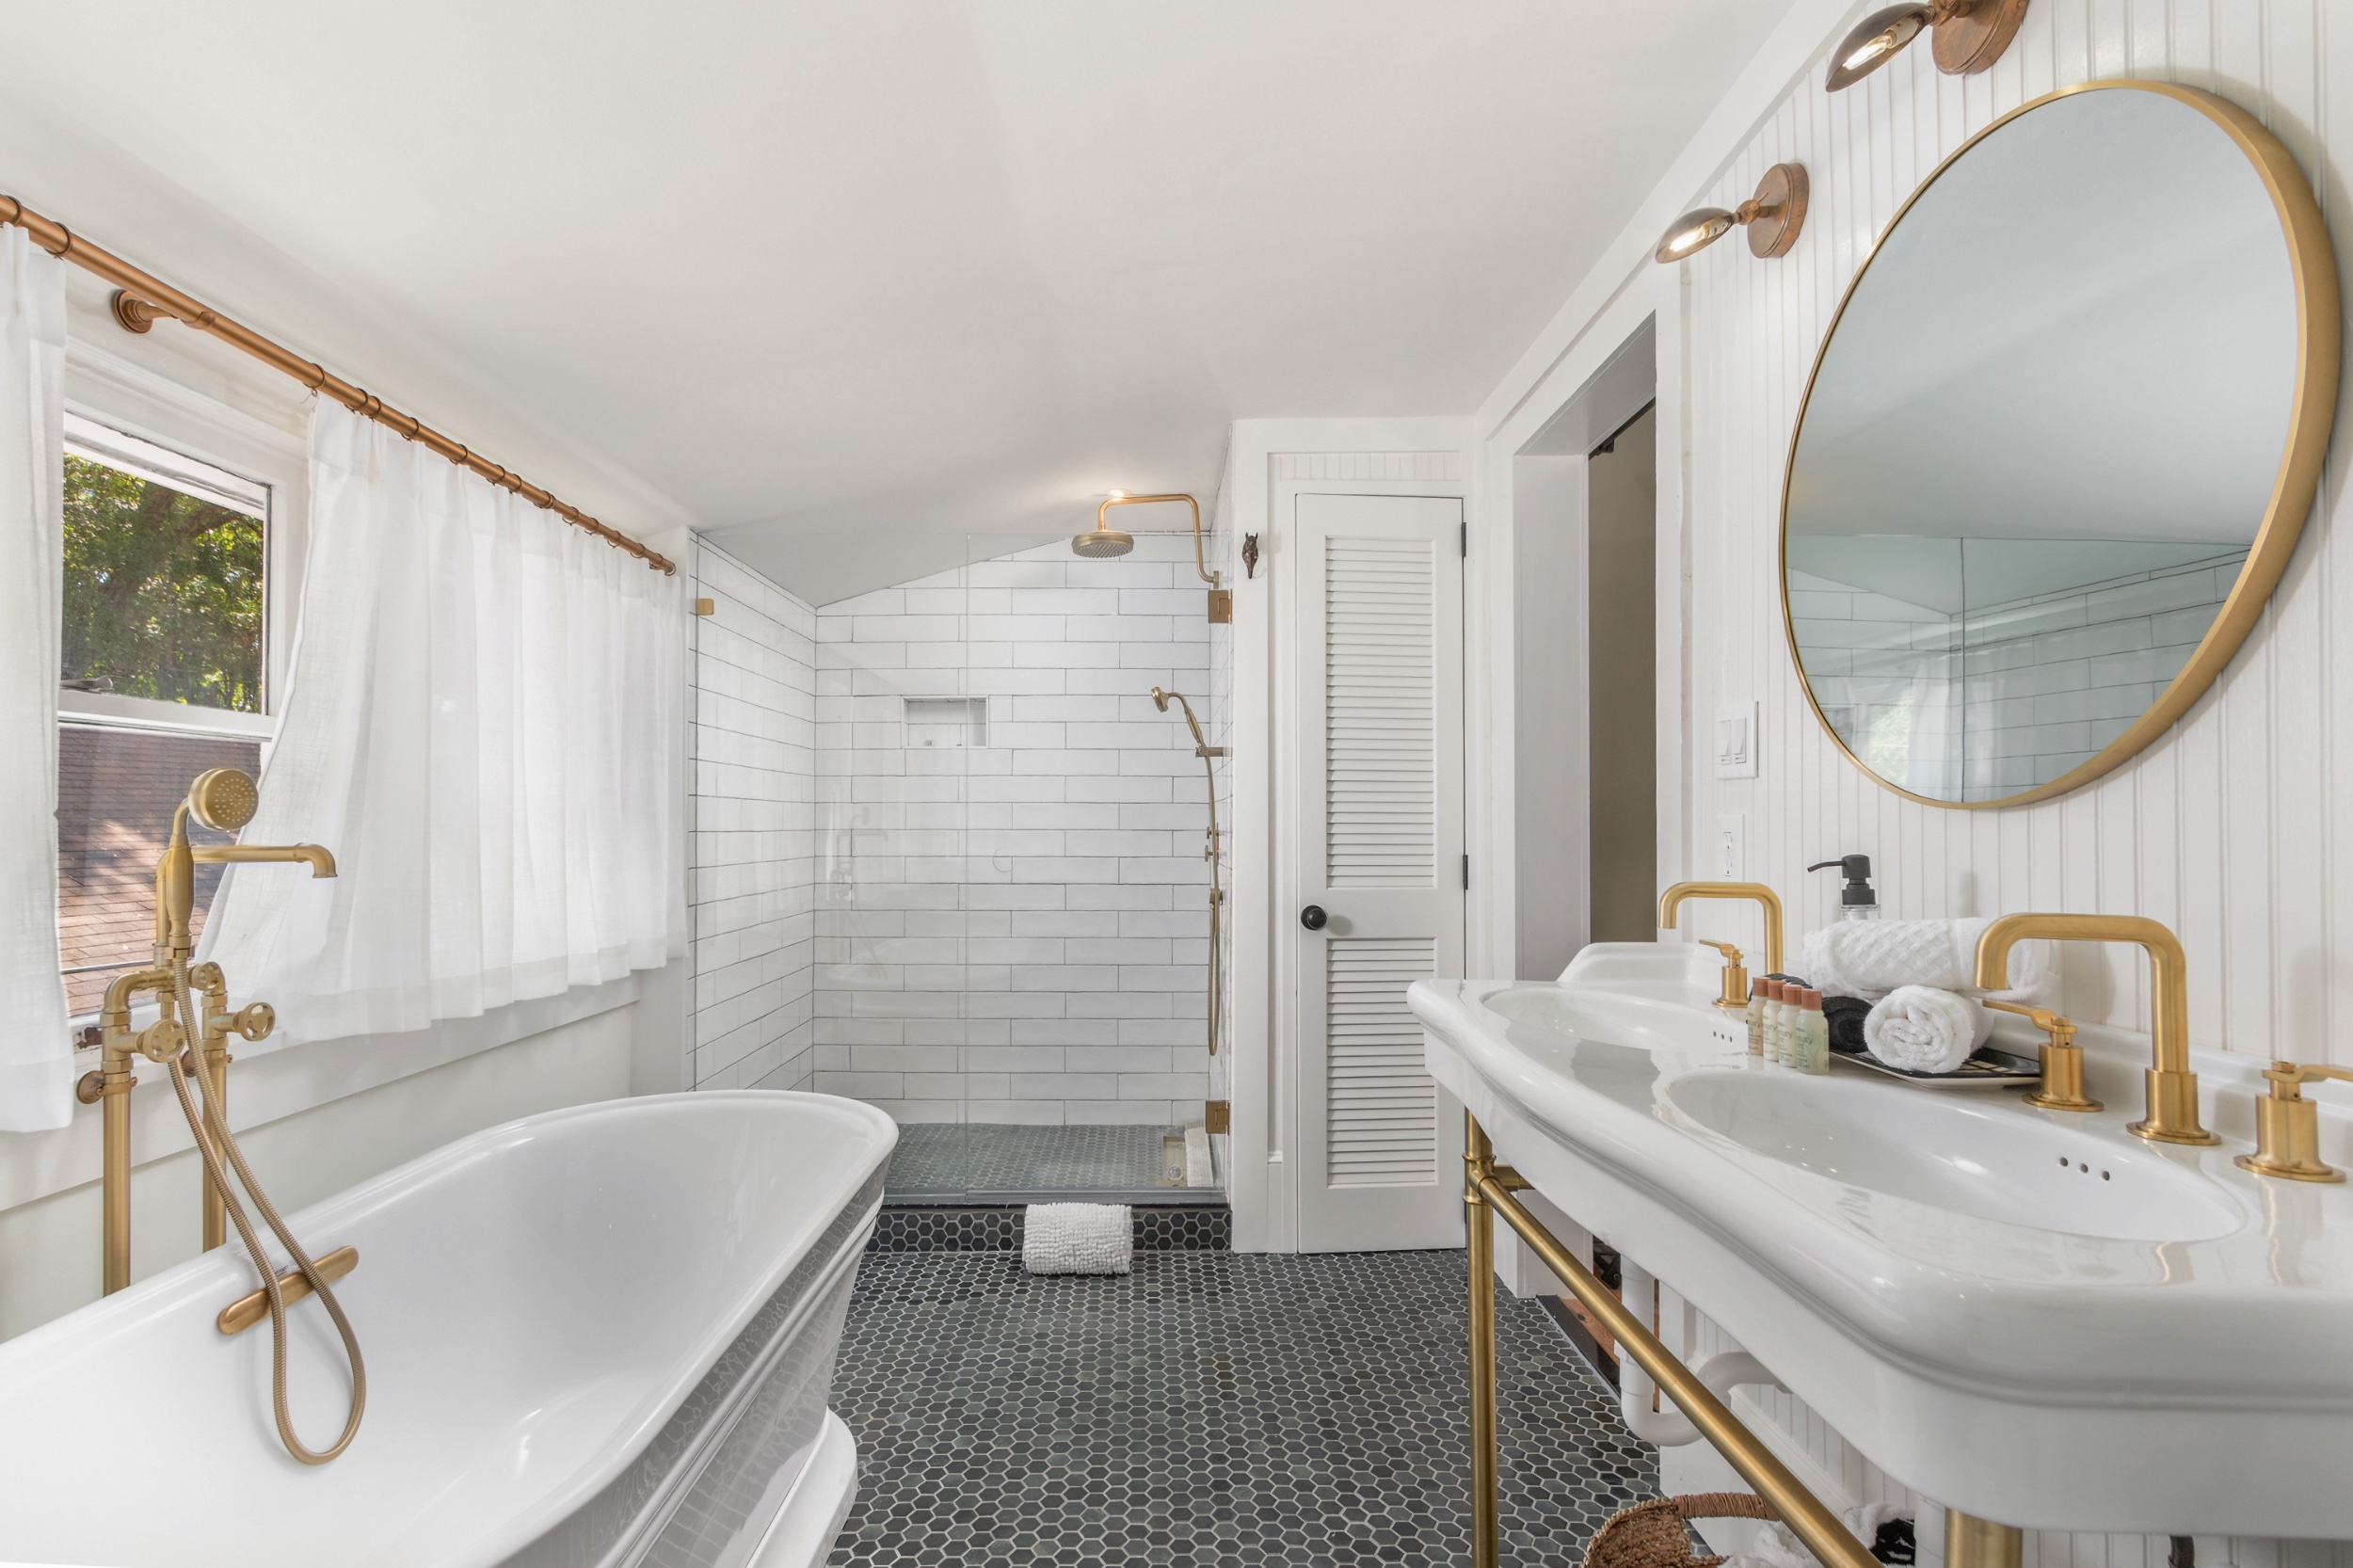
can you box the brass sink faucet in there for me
[1973,914,2217,1145]
[1658,882,1784,1009]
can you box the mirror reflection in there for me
[1785,86,2300,804]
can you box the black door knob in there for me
[1300,904,1327,931]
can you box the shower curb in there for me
[866,1204,1231,1254]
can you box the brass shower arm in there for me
[1099,492,1219,588]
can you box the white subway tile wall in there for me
[812,533,1219,1129]
[689,541,821,1092]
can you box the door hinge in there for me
[1460,521,1468,558]
[1204,1099,1231,1134]
[1463,854,1470,890]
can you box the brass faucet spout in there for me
[1973,913,2214,1144]
[1657,881,1784,975]
[191,842,337,877]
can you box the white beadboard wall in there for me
[1678,0,2352,1066]
[687,540,820,1092]
[810,534,1217,1128]
[1478,3,2353,1563]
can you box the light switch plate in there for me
[1716,814,1744,880]
[1715,699,1759,779]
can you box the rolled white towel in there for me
[1863,985,1991,1074]
[1800,918,2053,1005]
[1022,1202,1132,1275]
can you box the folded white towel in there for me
[1022,1203,1132,1275]
[1800,918,2054,1005]
[1863,985,1990,1074]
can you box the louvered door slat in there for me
[1325,536,1435,888]
[1325,936,1438,1186]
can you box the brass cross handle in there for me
[1697,940,1750,1012]
[1983,999,2101,1113]
[2237,1061,2353,1183]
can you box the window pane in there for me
[57,727,261,1016]
[62,447,266,714]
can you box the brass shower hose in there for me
[163,953,367,1464]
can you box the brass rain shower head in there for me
[1073,490,1137,559]
[186,768,258,832]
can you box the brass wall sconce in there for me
[1826,0,2029,91]
[1655,164,1808,264]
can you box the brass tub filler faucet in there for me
[1657,881,1785,1009]
[1973,913,2217,1145]
[74,768,367,1464]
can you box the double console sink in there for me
[1411,944,2353,1539]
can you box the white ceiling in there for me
[0,2,1797,602]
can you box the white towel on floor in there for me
[1022,1203,1132,1275]
[1800,918,2054,1005]
[1862,985,1990,1074]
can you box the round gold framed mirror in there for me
[1781,80,2339,808]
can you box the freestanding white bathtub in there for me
[0,1091,895,1568]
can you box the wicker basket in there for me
[1581,1493,1778,1568]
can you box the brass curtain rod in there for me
[0,192,675,575]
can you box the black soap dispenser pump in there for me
[1808,854,1881,921]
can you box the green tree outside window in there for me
[61,453,264,713]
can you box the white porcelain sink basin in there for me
[1410,941,2353,1540]
[1662,1070,2241,1243]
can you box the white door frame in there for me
[1226,438,1470,1254]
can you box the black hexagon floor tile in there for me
[825,1250,1657,1568]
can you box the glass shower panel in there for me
[814,568,970,1198]
[960,531,1216,1197]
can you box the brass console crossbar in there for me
[217,1245,358,1336]
[1464,1116,1876,1568]
[0,193,674,575]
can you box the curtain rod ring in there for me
[40,224,72,259]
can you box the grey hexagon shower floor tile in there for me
[825,1250,1657,1568]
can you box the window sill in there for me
[59,694,274,739]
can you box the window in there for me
[56,413,279,1017]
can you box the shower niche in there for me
[902,696,987,749]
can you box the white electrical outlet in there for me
[1716,814,1744,879]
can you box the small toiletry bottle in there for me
[1777,983,1801,1067]
[1745,977,1768,1056]
[1764,980,1789,1064]
[1797,989,1831,1075]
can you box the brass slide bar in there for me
[0,192,675,575]
[1465,1114,1878,1568]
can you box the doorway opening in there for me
[1513,319,1658,978]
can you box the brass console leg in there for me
[1465,1112,1500,1568]
[1945,1511,2023,1568]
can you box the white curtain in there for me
[0,229,69,1130]
[201,400,686,1050]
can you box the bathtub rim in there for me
[0,1089,896,1567]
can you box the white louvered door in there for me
[1293,492,1465,1252]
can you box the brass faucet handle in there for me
[1697,940,1750,1011]
[229,1002,277,1043]
[1985,1000,2101,1113]
[2238,1060,2353,1182]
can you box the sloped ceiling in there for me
[0,2,1798,602]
